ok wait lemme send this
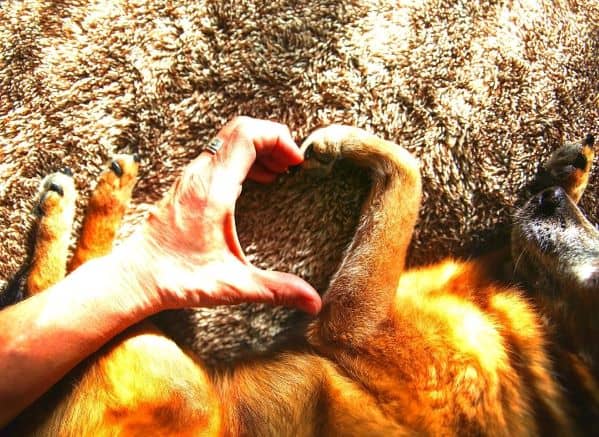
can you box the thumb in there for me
[250,267,322,315]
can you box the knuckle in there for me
[230,115,252,130]
[279,123,291,137]
[228,116,254,139]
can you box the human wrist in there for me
[82,243,161,320]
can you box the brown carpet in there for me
[1,0,597,361]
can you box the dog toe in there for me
[35,173,76,216]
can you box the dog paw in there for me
[300,125,371,176]
[67,154,140,271]
[34,171,76,217]
[26,170,77,295]
[535,135,594,203]
[92,154,140,205]
[105,154,140,191]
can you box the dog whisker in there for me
[513,247,528,276]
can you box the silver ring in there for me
[204,137,223,155]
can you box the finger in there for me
[254,123,303,168]
[250,267,322,315]
[223,118,302,169]
[212,129,256,189]
[247,161,279,183]
[257,155,293,174]
[212,118,287,182]
[208,118,301,199]
[195,261,320,315]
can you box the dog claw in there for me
[48,182,64,197]
[304,143,315,160]
[34,172,76,217]
[584,133,594,146]
[59,167,73,177]
[303,143,335,164]
[110,160,123,177]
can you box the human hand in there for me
[122,117,321,315]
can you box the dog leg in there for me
[532,134,595,203]
[68,155,139,272]
[301,125,421,347]
[26,170,77,296]
[33,155,222,436]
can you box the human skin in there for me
[0,116,321,426]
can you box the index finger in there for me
[251,121,304,172]
[212,118,303,188]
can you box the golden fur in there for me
[6,127,598,435]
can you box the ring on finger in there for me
[203,137,224,155]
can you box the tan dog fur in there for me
[6,127,598,436]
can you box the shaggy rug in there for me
[0,0,597,362]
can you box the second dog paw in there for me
[534,135,595,203]
[300,125,370,176]
[34,172,76,217]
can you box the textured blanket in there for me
[1,0,597,361]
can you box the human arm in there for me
[0,255,154,427]
[0,116,321,426]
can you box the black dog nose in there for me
[538,187,564,214]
